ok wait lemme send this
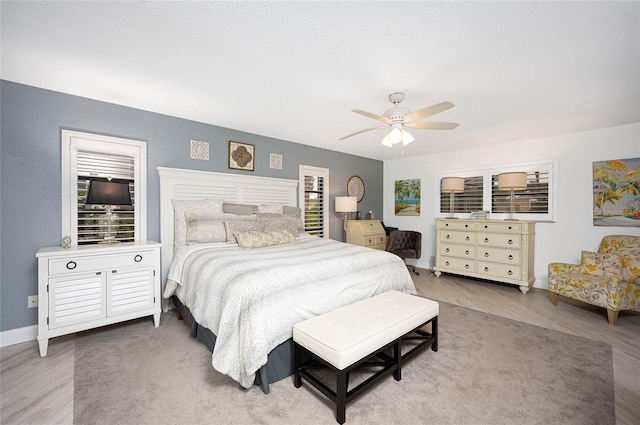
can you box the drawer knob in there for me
[484,252,489,257]
[508,226,512,230]
[465,224,468,228]
[445,248,450,253]
[465,250,469,255]
[446,235,450,239]
[508,255,513,260]
[465,236,470,241]
[134,255,143,262]
[66,261,77,270]
[508,239,513,245]
[445,261,450,266]
[508,270,513,276]
[465,264,470,269]
[484,237,489,243]
[484,266,489,272]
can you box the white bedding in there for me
[164,234,416,388]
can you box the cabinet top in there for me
[36,240,161,257]
[435,218,536,224]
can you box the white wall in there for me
[383,123,640,289]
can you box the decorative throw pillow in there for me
[224,220,265,244]
[172,199,224,250]
[235,228,296,249]
[185,213,256,244]
[257,213,303,233]
[258,204,284,214]
[260,217,300,236]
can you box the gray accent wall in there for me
[0,80,383,332]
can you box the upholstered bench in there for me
[293,290,439,424]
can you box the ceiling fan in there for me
[340,92,458,147]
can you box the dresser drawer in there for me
[477,247,521,264]
[439,220,476,231]
[440,256,475,273]
[477,261,520,280]
[477,222,522,233]
[477,233,521,248]
[49,250,155,275]
[441,244,476,259]
[363,235,386,246]
[441,231,475,245]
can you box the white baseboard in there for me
[0,325,37,347]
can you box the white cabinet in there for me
[346,220,386,250]
[36,241,161,356]
[433,219,535,293]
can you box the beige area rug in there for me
[73,303,614,425]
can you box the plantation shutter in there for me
[303,175,325,237]
[77,152,135,244]
[491,170,549,215]
[440,176,484,214]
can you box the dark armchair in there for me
[386,230,422,275]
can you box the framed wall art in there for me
[228,141,254,171]
[593,157,639,227]
[395,178,421,216]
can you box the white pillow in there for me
[172,199,224,250]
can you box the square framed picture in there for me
[228,141,255,171]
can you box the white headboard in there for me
[157,167,298,298]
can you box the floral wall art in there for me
[593,158,640,227]
[394,179,421,216]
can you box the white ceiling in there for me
[1,1,638,161]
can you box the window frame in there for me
[299,164,329,238]
[436,160,556,221]
[61,129,147,245]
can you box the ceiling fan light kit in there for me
[341,92,458,148]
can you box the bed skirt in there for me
[171,295,308,394]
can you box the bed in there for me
[157,167,416,393]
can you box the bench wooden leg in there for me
[337,370,347,424]
[294,343,302,388]
[432,316,438,352]
[393,340,402,381]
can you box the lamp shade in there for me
[85,178,133,206]
[335,196,357,213]
[498,172,527,191]
[441,177,465,194]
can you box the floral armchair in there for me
[548,235,640,325]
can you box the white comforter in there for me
[165,234,416,388]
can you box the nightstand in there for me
[36,241,161,356]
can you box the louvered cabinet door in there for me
[107,266,154,316]
[48,272,106,329]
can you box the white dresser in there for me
[433,219,535,293]
[36,241,161,356]
[346,220,386,250]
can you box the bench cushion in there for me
[293,290,439,370]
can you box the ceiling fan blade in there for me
[405,121,459,130]
[351,109,390,124]
[403,101,455,123]
[339,125,387,140]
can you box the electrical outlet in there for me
[28,295,38,308]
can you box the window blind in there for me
[491,171,549,215]
[439,176,484,213]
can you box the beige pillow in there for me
[235,228,296,249]
[172,199,224,250]
[223,203,258,216]
[258,204,284,214]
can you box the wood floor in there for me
[2,270,639,424]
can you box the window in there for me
[437,161,555,221]
[62,130,147,245]
[299,165,329,238]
